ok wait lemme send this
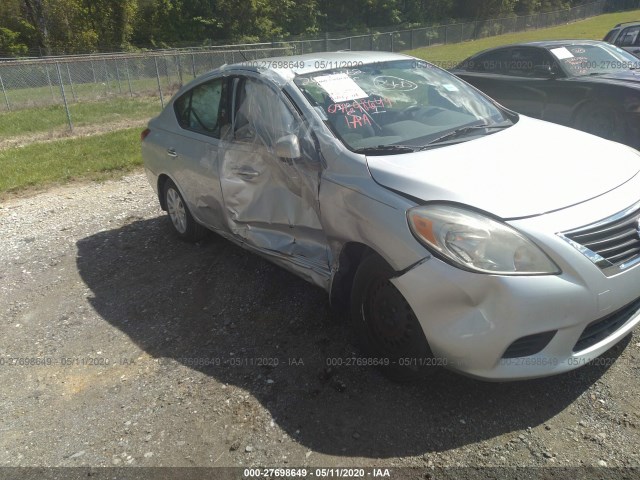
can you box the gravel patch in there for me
[0,173,639,468]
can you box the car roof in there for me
[611,21,640,28]
[466,39,611,59]
[222,50,411,81]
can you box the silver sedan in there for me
[141,51,640,381]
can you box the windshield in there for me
[549,43,640,77]
[293,60,512,152]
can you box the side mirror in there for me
[534,65,556,78]
[275,134,301,159]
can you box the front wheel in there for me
[350,253,437,382]
[163,179,207,242]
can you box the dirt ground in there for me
[1,172,639,476]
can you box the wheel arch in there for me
[330,242,392,310]
[157,174,175,211]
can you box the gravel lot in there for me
[1,172,639,473]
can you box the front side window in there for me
[294,59,512,152]
[618,26,640,46]
[174,78,226,137]
[233,77,297,146]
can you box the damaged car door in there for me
[218,73,330,273]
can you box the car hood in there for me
[580,69,640,86]
[366,116,640,219]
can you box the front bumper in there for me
[392,254,640,380]
[392,177,640,381]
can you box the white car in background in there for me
[142,51,640,382]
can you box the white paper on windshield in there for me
[550,47,574,60]
[313,73,368,103]
[442,84,459,92]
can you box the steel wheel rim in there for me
[166,188,187,234]
[362,277,415,353]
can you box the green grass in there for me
[0,97,161,139]
[0,128,142,194]
[406,9,640,65]
[3,74,177,108]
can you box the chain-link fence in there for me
[0,0,622,134]
[270,0,609,54]
[0,47,293,135]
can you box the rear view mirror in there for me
[534,65,556,78]
[275,134,301,159]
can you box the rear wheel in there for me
[163,179,207,242]
[574,102,627,144]
[350,253,437,382]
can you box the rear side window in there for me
[503,48,555,78]
[617,26,640,46]
[603,28,619,43]
[462,50,510,74]
[174,78,227,138]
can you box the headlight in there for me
[407,204,560,275]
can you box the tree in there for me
[0,27,29,55]
[83,0,137,51]
[455,0,518,18]
[21,0,49,53]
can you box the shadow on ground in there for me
[76,216,627,458]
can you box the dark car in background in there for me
[604,21,640,57]
[451,40,640,148]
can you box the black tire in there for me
[574,102,627,144]
[350,253,437,382]
[163,179,207,242]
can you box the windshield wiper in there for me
[419,123,512,148]
[353,145,416,155]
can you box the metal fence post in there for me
[154,56,165,109]
[410,29,415,50]
[124,58,133,97]
[163,56,170,85]
[390,32,394,52]
[176,54,183,86]
[66,63,77,101]
[444,24,448,44]
[55,62,73,132]
[45,64,55,100]
[0,73,10,111]
[369,34,374,50]
[191,52,197,78]
[91,60,97,83]
[103,59,109,94]
[115,59,123,93]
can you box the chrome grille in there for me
[561,201,640,274]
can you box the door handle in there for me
[234,168,260,179]
[167,148,177,157]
